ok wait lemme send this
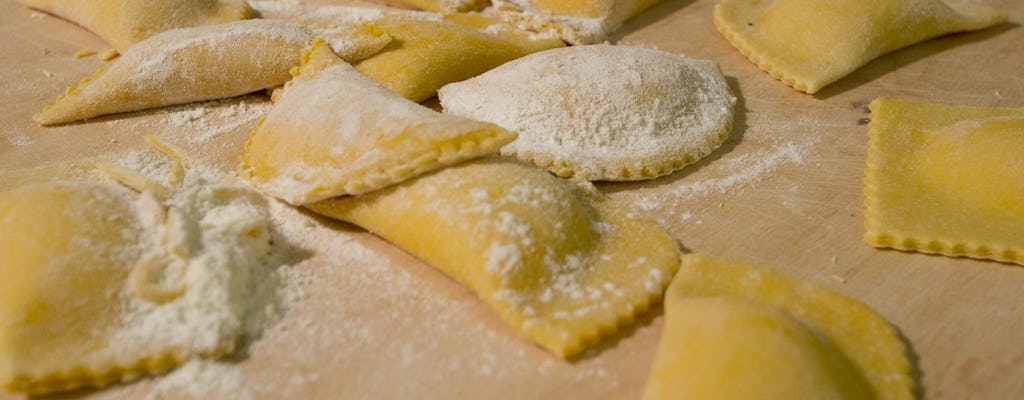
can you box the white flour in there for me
[144,360,250,400]
[492,0,646,44]
[163,97,273,145]
[103,149,283,356]
[105,95,272,145]
[1,128,34,146]
[667,140,813,200]
[610,127,822,222]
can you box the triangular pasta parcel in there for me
[241,40,516,205]
[34,19,391,125]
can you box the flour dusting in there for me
[2,129,34,146]
[98,147,298,362]
[144,361,250,400]
[668,140,813,199]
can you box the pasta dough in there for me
[439,44,735,181]
[307,159,681,357]
[0,182,162,394]
[0,144,273,394]
[18,0,251,52]
[35,19,390,125]
[241,40,516,204]
[645,298,874,400]
[354,14,565,103]
[865,98,1024,266]
[493,0,664,44]
[644,255,913,400]
[714,0,1006,94]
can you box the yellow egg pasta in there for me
[645,297,875,400]
[18,0,251,52]
[0,182,171,394]
[644,254,913,400]
[241,40,516,204]
[714,0,1006,94]
[865,98,1024,265]
[34,20,391,125]
[0,142,274,394]
[307,159,681,357]
[355,15,564,103]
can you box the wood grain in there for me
[1,0,1022,399]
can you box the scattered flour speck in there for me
[2,129,34,146]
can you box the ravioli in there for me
[644,255,913,400]
[368,0,486,13]
[440,44,735,181]
[354,14,565,103]
[865,98,1024,265]
[18,0,251,52]
[714,0,1006,94]
[241,40,516,205]
[0,142,273,394]
[0,182,160,394]
[644,298,874,400]
[493,0,664,44]
[307,159,681,357]
[34,19,390,125]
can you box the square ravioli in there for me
[865,98,1024,265]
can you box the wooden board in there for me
[1,0,1022,398]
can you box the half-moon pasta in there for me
[308,159,681,357]
[644,255,913,400]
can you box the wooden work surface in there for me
[1,0,1022,398]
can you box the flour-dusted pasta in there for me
[0,141,274,395]
[241,41,516,204]
[34,19,391,125]
[440,44,735,181]
[307,159,681,357]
